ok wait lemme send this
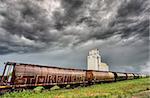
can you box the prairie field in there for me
[1,78,150,98]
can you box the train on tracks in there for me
[0,62,147,94]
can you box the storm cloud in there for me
[0,0,149,73]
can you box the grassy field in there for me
[1,78,150,98]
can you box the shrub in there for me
[33,86,45,93]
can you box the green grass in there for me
[1,78,150,98]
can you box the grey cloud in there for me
[114,0,149,38]
[0,0,61,54]
[53,0,84,30]
[0,0,149,74]
[1,0,52,40]
[117,0,147,17]
[0,0,149,54]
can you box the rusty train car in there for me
[0,62,147,94]
[0,62,87,89]
[86,70,115,83]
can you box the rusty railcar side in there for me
[0,76,8,82]
[13,63,87,87]
[86,70,115,83]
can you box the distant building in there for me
[87,49,109,71]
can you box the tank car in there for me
[133,73,139,79]
[113,72,127,81]
[126,73,134,80]
[0,62,87,90]
[86,70,115,83]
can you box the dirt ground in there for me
[132,90,150,98]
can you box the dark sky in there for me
[0,0,149,74]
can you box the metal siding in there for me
[25,65,35,76]
[14,64,86,86]
[15,65,26,76]
[92,71,115,82]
